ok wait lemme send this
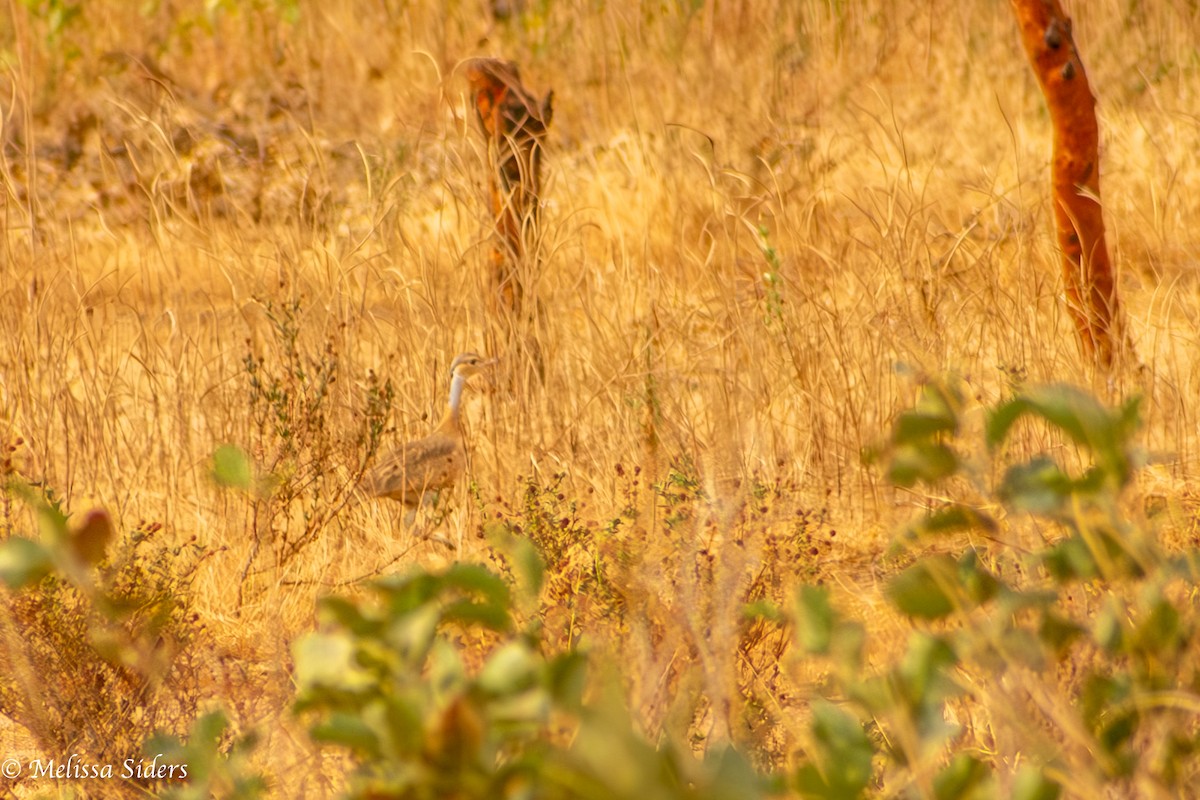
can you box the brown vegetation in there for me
[1,0,1199,796]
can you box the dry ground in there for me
[2,0,1200,796]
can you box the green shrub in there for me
[292,556,774,800]
[232,296,393,596]
[787,379,1200,797]
[173,380,1200,799]
[0,480,206,797]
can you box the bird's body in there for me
[363,353,493,507]
[362,415,465,505]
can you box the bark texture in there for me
[465,58,553,318]
[1011,0,1128,367]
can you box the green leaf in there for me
[883,381,965,489]
[988,384,1107,449]
[511,535,546,598]
[484,523,546,601]
[442,597,513,632]
[427,637,465,693]
[999,457,1073,515]
[212,444,254,491]
[318,596,376,636]
[375,571,439,615]
[986,384,1138,488]
[36,498,70,543]
[933,754,991,800]
[1081,673,1138,761]
[386,604,441,662]
[440,564,514,631]
[897,632,960,708]
[707,746,775,799]
[0,536,53,589]
[478,641,540,696]
[911,383,961,430]
[487,687,552,727]
[193,709,230,748]
[1038,611,1086,656]
[293,633,374,693]
[1132,596,1181,656]
[545,650,588,711]
[310,712,382,757]
[442,562,511,601]
[957,549,1002,605]
[1012,766,1061,800]
[147,710,268,800]
[794,700,873,799]
[888,442,959,488]
[1043,529,1144,582]
[846,675,892,718]
[830,620,866,674]
[812,701,873,785]
[795,585,835,654]
[1093,600,1126,654]
[146,710,229,786]
[887,555,958,619]
[904,504,998,541]
[743,600,783,624]
[792,586,864,671]
[893,391,958,442]
[376,693,426,755]
[1042,535,1100,582]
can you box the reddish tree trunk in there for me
[465,58,553,318]
[1010,0,1128,367]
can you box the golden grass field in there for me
[3,0,1200,796]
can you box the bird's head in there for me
[449,352,497,379]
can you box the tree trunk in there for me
[1010,0,1129,368]
[465,58,553,319]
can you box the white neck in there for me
[447,372,466,420]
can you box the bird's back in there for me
[363,418,465,506]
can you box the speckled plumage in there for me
[363,353,493,506]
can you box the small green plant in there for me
[14,0,83,64]
[144,710,268,800]
[782,379,1200,797]
[477,470,616,651]
[0,478,207,796]
[292,557,775,800]
[754,224,787,330]
[514,471,590,567]
[234,296,393,591]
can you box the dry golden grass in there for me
[3,0,1200,796]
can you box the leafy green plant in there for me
[233,379,1200,798]
[477,469,619,651]
[0,479,207,796]
[754,224,787,330]
[13,0,83,66]
[786,379,1200,797]
[292,558,775,800]
[145,710,268,800]
[234,296,393,588]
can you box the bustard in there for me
[362,352,495,507]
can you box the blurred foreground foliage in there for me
[4,380,1199,798]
